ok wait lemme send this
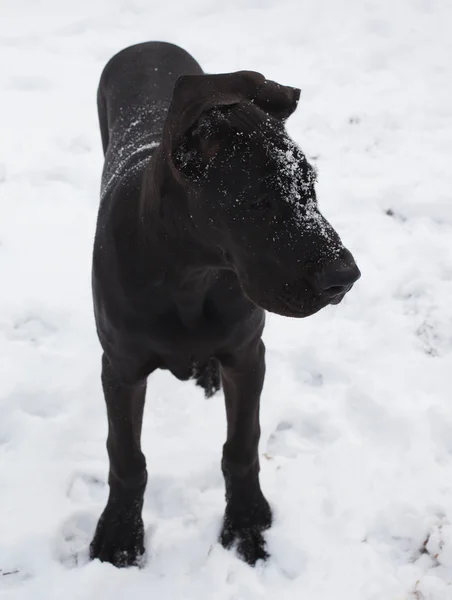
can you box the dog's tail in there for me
[193,358,221,398]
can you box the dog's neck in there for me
[137,151,242,329]
[142,153,254,329]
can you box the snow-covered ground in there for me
[1,0,451,598]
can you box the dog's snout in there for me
[316,261,361,296]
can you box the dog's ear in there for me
[253,79,301,121]
[162,71,300,177]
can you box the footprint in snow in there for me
[146,475,198,519]
[66,472,106,504]
[8,314,57,345]
[54,511,97,568]
[365,508,449,572]
[266,411,340,459]
[422,519,452,574]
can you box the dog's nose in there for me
[316,261,361,296]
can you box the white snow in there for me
[1,0,452,598]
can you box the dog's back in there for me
[97,42,203,199]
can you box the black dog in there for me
[90,41,360,567]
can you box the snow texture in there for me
[268,141,340,251]
[1,0,452,598]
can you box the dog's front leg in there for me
[220,339,272,565]
[90,354,148,567]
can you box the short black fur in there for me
[90,41,360,567]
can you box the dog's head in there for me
[162,71,360,318]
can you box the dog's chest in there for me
[144,278,261,370]
[173,272,250,332]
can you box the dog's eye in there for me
[250,195,271,211]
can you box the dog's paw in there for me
[220,496,272,565]
[89,502,145,567]
[220,523,269,565]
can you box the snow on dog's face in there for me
[171,77,360,317]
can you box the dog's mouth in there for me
[276,279,323,317]
[329,294,344,305]
[239,271,351,318]
[327,283,353,305]
[328,289,349,305]
[277,280,350,316]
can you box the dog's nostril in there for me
[325,284,348,295]
[316,262,361,294]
